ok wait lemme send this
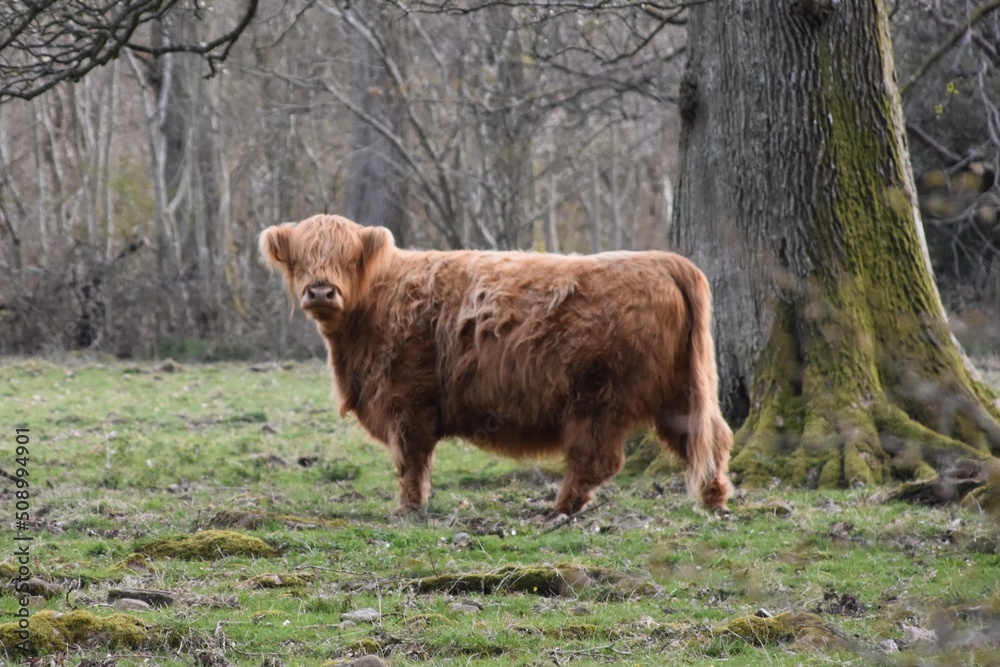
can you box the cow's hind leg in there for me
[656,409,733,512]
[655,409,691,465]
[389,426,437,515]
[702,415,734,510]
[555,419,626,516]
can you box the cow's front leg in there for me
[554,418,626,516]
[388,427,437,515]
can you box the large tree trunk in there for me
[671,0,1000,491]
[344,3,409,247]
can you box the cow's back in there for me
[419,250,697,456]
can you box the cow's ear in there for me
[259,224,294,271]
[360,226,394,270]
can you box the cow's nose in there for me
[303,284,337,308]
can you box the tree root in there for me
[732,394,997,500]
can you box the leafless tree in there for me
[0,0,258,102]
[341,2,410,245]
[291,0,685,250]
[895,0,1000,307]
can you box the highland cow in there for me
[260,215,733,516]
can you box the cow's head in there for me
[259,215,394,324]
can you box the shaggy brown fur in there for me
[260,214,733,515]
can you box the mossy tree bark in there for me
[669,0,1000,491]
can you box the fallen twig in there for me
[537,498,610,536]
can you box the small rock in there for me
[340,657,387,667]
[155,359,179,373]
[114,598,151,611]
[195,649,230,667]
[108,587,176,607]
[902,624,936,644]
[448,602,482,614]
[569,605,591,616]
[880,639,899,653]
[22,578,63,599]
[814,497,841,512]
[250,362,280,372]
[452,532,471,547]
[27,595,47,608]
[250,453,287,467]
[341,607,381,623]
[828,521,854,541]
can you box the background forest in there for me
[0,0,998,361]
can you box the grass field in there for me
[1,357,998,666]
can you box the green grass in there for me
[0,357,998,665]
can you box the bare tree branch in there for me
[390,0,706,14]
[900,0,1000,97]
[908,122,964,163]
[0,0,258,103]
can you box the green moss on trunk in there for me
[733,302,996,486]
[727,2,1000,498]
[731,285,997,493]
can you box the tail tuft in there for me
[681,268,734,511]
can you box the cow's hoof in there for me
[391,504,420,517]
[553,499,588,517]
[539,510,574,531]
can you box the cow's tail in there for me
[680,267,733,511]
